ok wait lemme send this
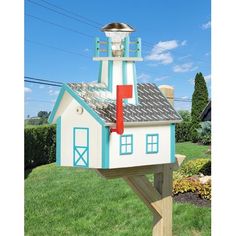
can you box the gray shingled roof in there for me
[67,82,182,124]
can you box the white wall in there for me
[101,60,108,85]
[109,125,171,168]
[60,96,102,168]
[100,60,137,104]
[126,62,136,104]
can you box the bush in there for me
[176,121,192,142]
[173,177,211,200]
[197,121,211,145]
[176,110,192,142]
[25,125,56,169]
[180,158,211,176]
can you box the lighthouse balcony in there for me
[93,36,142,61]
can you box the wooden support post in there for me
[124,175,162,217]
[153,165,173,236]
[96,155,186,236]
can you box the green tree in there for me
[191,72,209,142]
[178,110,191,122]
[38,111,49,119]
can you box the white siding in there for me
[52,91,73,123]
[126,62,136,104]
[109,125,171,168]
[60,98,102,168]
[101,60,108,85]
[111,61,123,98]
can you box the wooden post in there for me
[96,155,185,236]
[153,165,173,236]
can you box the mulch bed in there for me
[173,192,211,208]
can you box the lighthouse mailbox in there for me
[48,22,182,169]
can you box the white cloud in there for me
[202,21,211,30]
[137,73,151,82]
[175,102,191,111]
[145,40,179,64]
[84,48,89,52]
[155,76,169,82]
[181,96,189,99]
[48,89,60,96]
[178,54,191,61]
[205,74,211,82]
[24,87,32,93]
[188,74,211,84]
[39,84,45,89]
[173,63,198,73]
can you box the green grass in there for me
[176,142,210,160]
[25,163,211,236]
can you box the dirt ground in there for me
[173,192,211,208]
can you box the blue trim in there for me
[48,86,66,124]
[73,127,89,168]
[132,63,139,105]
[95,37,100,57]
[136,38,142,57]
[122,61,127,85]
[122,61,128,104]
[102,126,110,168]
[98,61,102,83]
[170,124,176,163]
[48,84,105,126]
[107,37,112,57]
[56,116,61,166]
[124,36,129,57]
[120,134,133,155]
[108,61,113,92]
[64,85,104,126]
[146,133,159,154]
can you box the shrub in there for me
[197,121,211,145]
[198,182,211,200]
[176,121,192,142]
[173,177,211,200]
[175,110,192,142]
[173,171,186,180]
[180,158,211,176]
[25,125,56,169]
[178,110,191,122]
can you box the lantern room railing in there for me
[94,37,142,58]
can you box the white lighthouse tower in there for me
[93,22,142,105]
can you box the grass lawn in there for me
[176,142,210,160]
[25,163,211,235]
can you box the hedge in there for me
[175,121,192,142]
[25,125,56,169]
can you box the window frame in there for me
[146,133,159,154]
[120,134,133,155]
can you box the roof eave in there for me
[105,119,182,127]
[48,84,106,126]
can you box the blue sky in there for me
[24,0,211,117]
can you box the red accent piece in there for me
[110,85,133,135]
